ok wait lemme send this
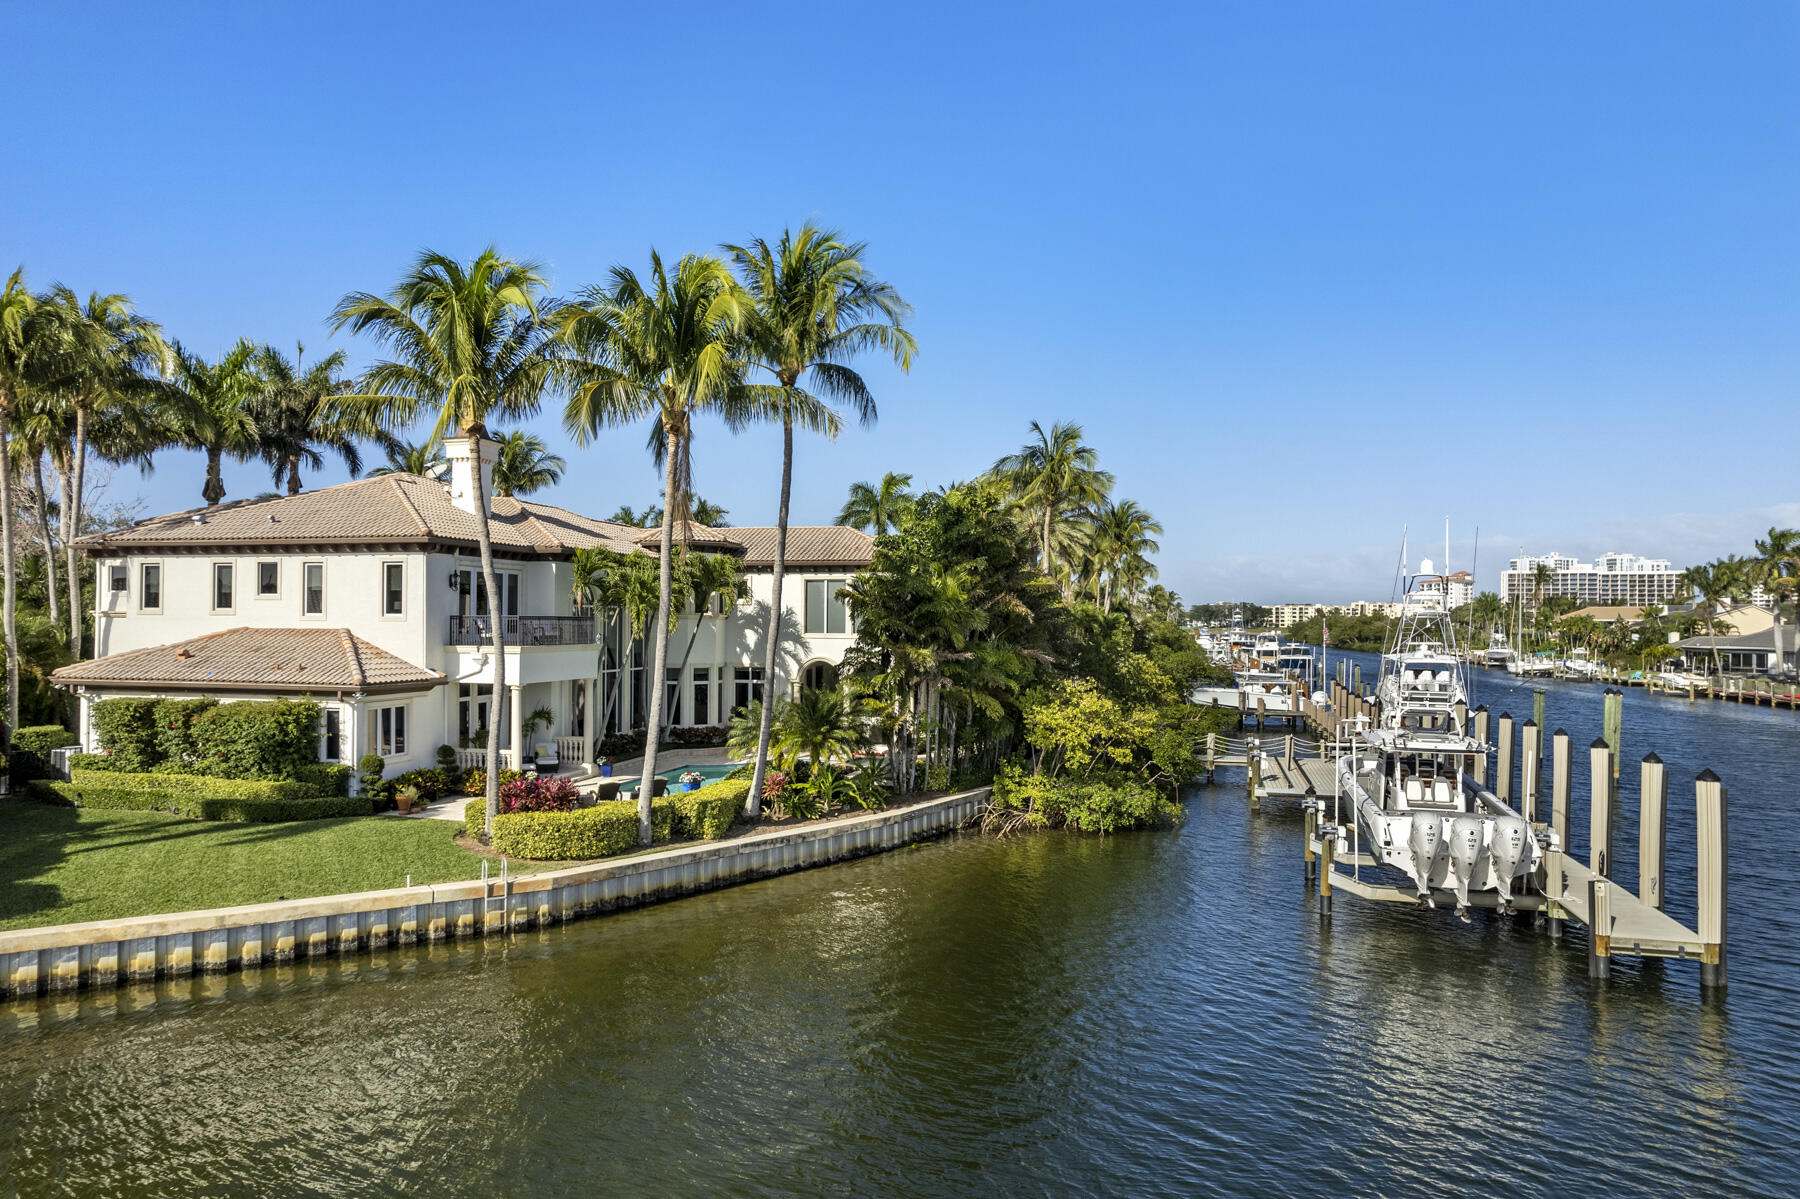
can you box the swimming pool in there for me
[655,762,741,785]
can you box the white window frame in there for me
[301,560,326,619]
[381,560,406,619]
[210,561,237,614]
[320,707,343,763]
[255,559,281,600]
[107,562,128,597]
[371,702,409,758]
[138,559,164,614]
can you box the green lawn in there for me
[0,799,521,932]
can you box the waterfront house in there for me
[52,432,873,778]
[1676,627,1797,678]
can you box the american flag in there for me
[1322,615,1330,647]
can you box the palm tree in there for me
[725,224,914,818]
[774,687,863,770]
[35,286,168,653]
[329,248,563,840]
[166,339,263,506]
[606,504,652,527]
[1680,561,1735,676]
[838,471,915,534]
[690,496,729,527]
[1087,499,1162,612]
[668,550,748,725]
[366,438,448,479]
[491,430,566,497]
[993,421,1113,577]
[250,342,362,495]
[560,251,755,844]
[0,270,47,738]
[1529,562,1555,609]
[1752,527,1800,678]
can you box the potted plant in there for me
[599,756,614,778]
[679,770,705,792]
[395,783,422,814]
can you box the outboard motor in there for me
[1487,814,1531,912]
[1405,814,1444,906]
[1445,816,1486,921]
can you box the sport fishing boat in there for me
[1481,631,1512,668]
[1335,560,1552,921]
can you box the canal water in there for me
[1,660,1795,1197]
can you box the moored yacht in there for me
[1335,561,1554,920]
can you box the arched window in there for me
[801,661,839,693]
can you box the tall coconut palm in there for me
[1529,562,1555,609]
[1087,499,1162,612]
[329,248,562,840]
[838,471,915,534]
[167,339,263,506]
[9,396,66,628]
[35,286,168,653]
[993,421,1113,577]
[1752,527,1800,678]
[1680,561,1735,676]
[491,430,566,497]
[250,342,362,495]
[668,550,748,726]
[366,438,448,479]
[560,251,755,844]
[725,224,914,818]
[0,270,46,738]
[690,496,729,527]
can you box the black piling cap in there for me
[1304,784,1317,797]
[1475,704,1488,713]
[1591,737,1609,749]
[1523,718,1537,729]
[1554,727,1568,738]
[1697,767,1721,783]
[1498,711,1512,720]
[1643,751,1662,764]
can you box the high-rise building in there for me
[1500,551,1682,606]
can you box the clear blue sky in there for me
[6,3,1796,604]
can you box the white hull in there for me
[1343,764,1540,913]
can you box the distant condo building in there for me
[1272,599,1408,629]
[1500,551,1682,606]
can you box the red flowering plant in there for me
[498,775,581,814]
[761,770,788,802]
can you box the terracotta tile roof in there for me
[726,526,875,568]
[82,475,646,558]
[632,520,744,554]
[51,628,445,694]
[79,475,874,568]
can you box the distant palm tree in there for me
[838,471,915,534]
[1529,561,1555,608]
[690,496,729,527]
[329,248,563,840]
[1680,561,1735,676]
[35,285,168,652]
[726,224,913,817]
[1088,499,1162,612]
[606,504,652,527]
[250,342,362,495]
[1752,527,1799,678]
[0,270,48,735]
[367,438,448,479]
[491,430,566,497]
[167,339,262,506]
[668,550,748,725]
[561,251,754,844]
[993,421,1113,577]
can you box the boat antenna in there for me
[1466,525,1481,707]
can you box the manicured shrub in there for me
[498,775,580,814]
[463,798,489,840]
[672,778,750,839]
[491,800,639,860]
[189,699,321,779]
[293,763,353,797]
[68,752,125,773]
[435,744,459,771]
[69,768,319,800]
[460,766,522,796]
[650,794,681,842]
[90,698,161,771]
[393,766,454,802]
[11,725,76,756]
[29,780,370,822]
[359,753,386,796]
[152,698,217,767]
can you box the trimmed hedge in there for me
[12,725,76,755]
[189,699,321,779]
[91,698,160,771]
[69,768,319,801]
[153,698,217,766]
[294,763,354,797]
[673,778,750,840]
[29,780,370,822]
[490,801,640,860]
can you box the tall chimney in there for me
[445,424,499,514]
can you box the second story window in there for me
[804,578,850,635]
[303,562,324,616]
[212,563,234,612]
[257,561,279,597]
[383,562,404,616]
[140,562,161,611]
[108,564,127,593]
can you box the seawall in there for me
[0,787,989,1001]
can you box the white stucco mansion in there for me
[52,433,873,777]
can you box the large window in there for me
[665,668,683,726]
[804,578,850,635]
[257,560,280,597]
[139,562,161,611]
[303,562,325,615]
[382,562,405,616]
[457,567,520,617]
[692,669,710,727]
[322,709,341,762]
[458,684,492,746]
[733,666,765,714]
[372,704,407,757]
[212,562,234,611]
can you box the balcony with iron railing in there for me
[446,615,595,647]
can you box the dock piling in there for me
[1696,770,1728,993]
[1603,689,1624,778]
[1303,800,1317,882]
[1247,745,1261,812]
[1588,878,1611,980]
[1589,739,1614,877]
[1318,828,1335,918]
[1532,688,1547,793]
[1496,713,1515,803]
[1521,719,1539,823]
[1639,753,1666,912]
[1472,707,1489,786]
[1551,729,1571,848]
